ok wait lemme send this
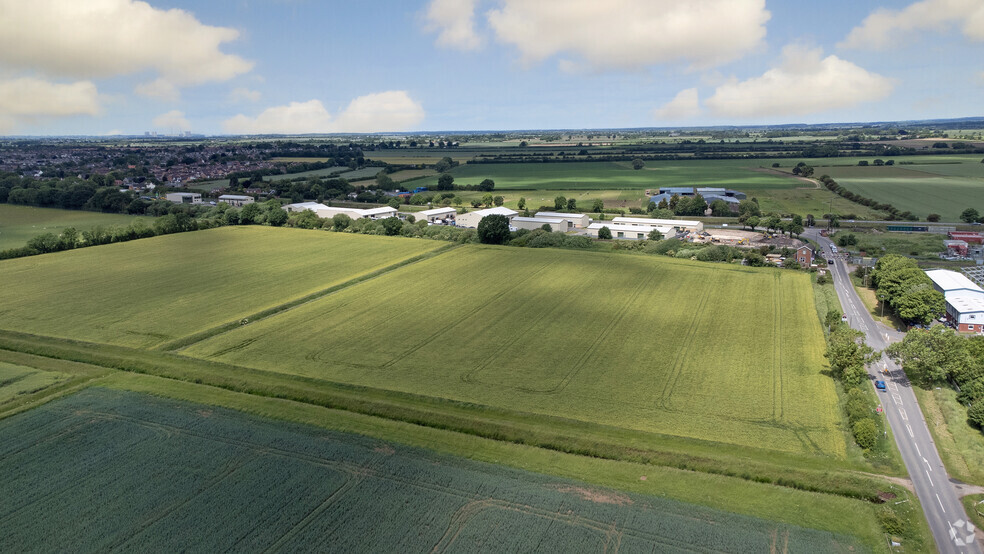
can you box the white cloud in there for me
[223,91,425,134]
[152,110,191,131]
[135,78,180,102]
[653,88,701,120]
[425,0,482,51]
[332,91,426,133]
[705,45,894,118]
[0,0,252,85]
[485,0,770,70]
[229,87,262,103]
[0,77,100,132]
[841,0,984,49]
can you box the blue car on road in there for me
[875,380,887,391]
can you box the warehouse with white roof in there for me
[511,216,567,233]
[456,206,517,228]
[926,269,984,332]
[415,207,457,224]
[534,211,591,229]
[610,217,703,233]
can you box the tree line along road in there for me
[805,227,981,553]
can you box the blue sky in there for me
[0,0,981,135]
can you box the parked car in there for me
[841,314,849,323]
[875,380,887,391]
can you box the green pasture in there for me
[916,386,984,486]
[184,244,844,458]
[0,227,444,348]
[0,205,149,250]
[0,387,868,552]
[830,230,944,257]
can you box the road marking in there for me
[915,443,922,457]
[927,470,935,487]
[938,494,947,513]
[899,408,908,421]
[893,393,903,406]
[907,424,914,438]
[890,381,899,392]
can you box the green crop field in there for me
[0,205,149,250]
[0,387,864,552]
[184,244,844,457]
[819,156,984,220]
[0,227,445,348]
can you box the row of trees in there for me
[869,255,945,325]
[818,174,919,221]
[824,313,881,450]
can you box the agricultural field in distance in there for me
[0,388,864,552]
[0,227,445,348]
[184,244,844,458]
[403,159,883,217]
[818,155,984,220]
[0,205,149,250]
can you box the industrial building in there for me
[926,269,984,332]
[217,194,255,207]
[610,217,703,233]
[165,192,202,204]
[534,212,591,229]
[456,206,517,228]
[415,207,457,224]
[283,202,329,213]
[949,231,984,245]
[944,240,969,257]
[512,216,567,233]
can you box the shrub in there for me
[597,226,612,240]
[968,401,984,428]
[852,418,878,449]
[845,387,869,424]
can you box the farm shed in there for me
[610,216,702,233]
[512,217,567,233]
[217,194,254,207]
[415,207,457,224]
[165,192,201,204]
[456,207,517,228]
[534,211,591,229]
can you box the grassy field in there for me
[831,230,945,257]
[0,387,868,552]
[0,227,445,348]
[915,386,984,486]
[182,244,844,457]
[0,205,149,250]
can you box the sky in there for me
[0,0,981,135]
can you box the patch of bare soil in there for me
[551,485,633,505]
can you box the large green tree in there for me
[477,214,511,244]
[888,326,972,384]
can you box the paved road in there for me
[807,229,980,553]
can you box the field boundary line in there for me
[155,243,459,352]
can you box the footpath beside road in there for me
[807,229,981,553]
